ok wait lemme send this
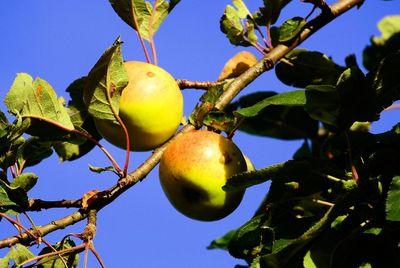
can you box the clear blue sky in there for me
[0,1,399,267]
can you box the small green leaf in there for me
[226,159,316,192]
[0,182,19,213]
[254,0,292,26]
[303,250,317,268]
[36,238,80,268]
[208,230,237,250]
[363,15,400,71]
[16,137,53,168]
[232,0,251,18]
[83,37,128,123]
[9,172,38,192]
[220,5,251,46]
[0,179,28,214]
[88,164,115,174]
[372,15,400,46]
[278,17,305,43]
[386,176,400,221]
[7,244,35,266]
[234,90,306,118]
[109,0,180,41]
[203,111,237,134]
[228,214,272,261]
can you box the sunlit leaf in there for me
[83,37,128,123]
[36,238,80,267]
[386,176,400,221]
[234,90,306,118]
[7,244,35,266]
[9,172,38,192]
[363,15,400,71]
[230,91,317,139]
[4,73,74,137]
[220,5,251,46]
[278,17,305,43]
[109,0,180,41]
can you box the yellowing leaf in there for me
[82,189,101,209]
[218,51,258,81]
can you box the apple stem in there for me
[130,0,152,64]
[148,0,159,65]
[105,85,131,177]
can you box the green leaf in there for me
[303,250,317,268]
[224,160,320,191]
[202,111,237,134]
[254,0,292,26]
[278,17,305,43]
[36,238,80,268]
[0,182,19,214]
[372,50,400,111]
[7,244,35,266]
[229,92,317,139]
[83,37,128,123]
[275,49,344,88]
[16,137,53,168]
[189,81,230,127]
[0,179,28,214]
[9,172,38,192]
[227,214,272,261]
[4,73,74,137]
[88,164,115,174]
[234,90,306,118]
[220,5,251,46]
[0,257,9,267]
[304,85,339,127]
[335,66,378,127]
[54,77,103,161]
[109,0,180,41]
[207,230,237,250]
[386,176,400,221]
[363,15,400,71]
[233,0,251,18]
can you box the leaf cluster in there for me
[209,15,400,267]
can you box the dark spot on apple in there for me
[219,151,232,165]
[182,186,203,203]
[147,71,155,77]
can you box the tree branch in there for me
[176,79,226,90]
[0,0,363,249]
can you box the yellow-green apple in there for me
[95,61,183,151]
[159,130,247,221]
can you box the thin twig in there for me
[27,198,81,211]
[176,79,226,90]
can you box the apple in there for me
[159,130,248,221]
[95,61,183,151]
